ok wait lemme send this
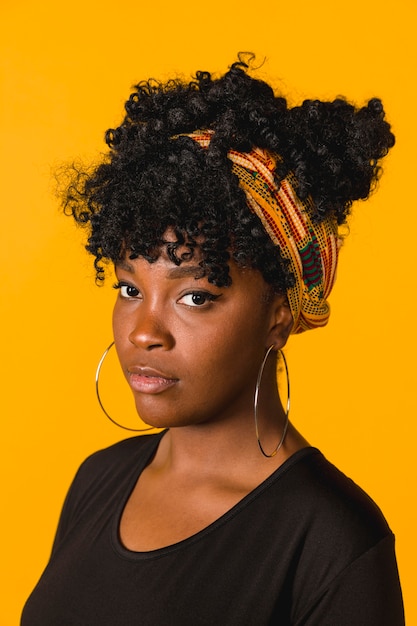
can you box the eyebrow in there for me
[115,260,206,280]
[167,265,206,280]
[115,259,135,272]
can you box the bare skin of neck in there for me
[119,401,309,552]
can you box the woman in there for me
[22,59,404,624]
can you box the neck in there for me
[152,400,303,484]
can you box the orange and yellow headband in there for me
[185,131,341,334]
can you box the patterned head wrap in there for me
[184,131,342,334]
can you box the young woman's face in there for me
[112,246,291,430]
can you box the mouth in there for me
[127,366,179,395]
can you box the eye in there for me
[178,291,220,307]
[113,282,141,298]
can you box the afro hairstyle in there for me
[63,56,395,292]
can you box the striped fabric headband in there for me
[184,130,341,334]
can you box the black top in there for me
[22,433,404,625]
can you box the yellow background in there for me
[1,1,416,623]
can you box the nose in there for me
[128,308,175,351]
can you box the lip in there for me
[127,366,179,395]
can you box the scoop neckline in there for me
[111,433,318,561]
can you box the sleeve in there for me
[297,534,405,626]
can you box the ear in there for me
[266,295,293,350]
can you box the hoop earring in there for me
[95,341,154,432]
[254,345,290,458]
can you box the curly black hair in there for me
[63,58,395,292]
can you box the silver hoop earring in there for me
[254,345,290,458]
[95,341,154,432]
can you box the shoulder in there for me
[268,448,393,587]
[59,433,163,520]
[293,449,388,527]
[76,432,163,481]
[279,448,391,545]
[264,449,403,623]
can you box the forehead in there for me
[116,256,206,281]
[117,227,273,300]
[116,250,271,300]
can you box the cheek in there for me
[186,315,267,385]
[112,306,122,340]
[112,303,132,358]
